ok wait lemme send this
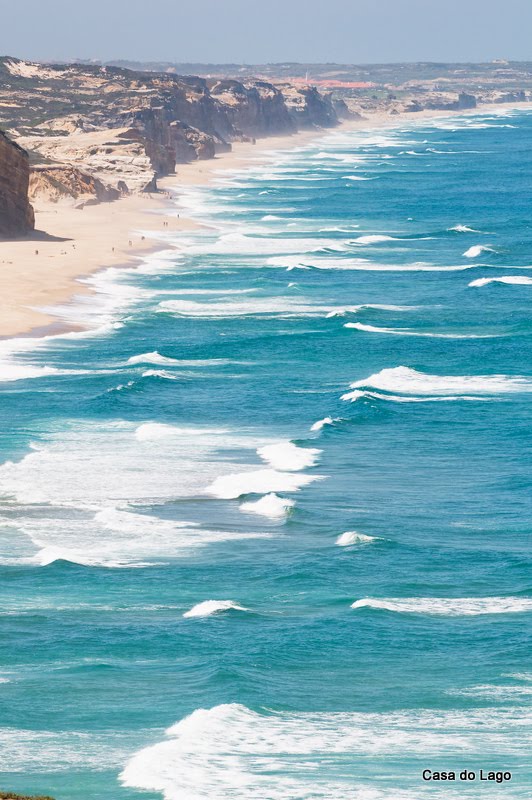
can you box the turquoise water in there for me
[0,109,531,799]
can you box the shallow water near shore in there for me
[0,108,531,799]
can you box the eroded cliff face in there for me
[29,165,120,205]
[0,59,340,199]
[0,130,34,236]
[280,85,339,128]
[209,80,296,137]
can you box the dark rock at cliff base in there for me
[457,92,477,109]
[0,130,34,237]
[332,97,356,119]
[210,80,296,137]
[495,90,526,103]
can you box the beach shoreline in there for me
[2,99,531,340]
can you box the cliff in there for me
[0,58,341,201]
[0,130,34,236]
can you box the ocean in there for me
[0,108,531,799]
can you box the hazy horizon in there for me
[2,0,531,65]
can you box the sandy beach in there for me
[1,101,530,338]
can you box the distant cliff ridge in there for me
[0,58,342,198]
[0,130,34,237]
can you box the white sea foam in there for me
[0,363,60,382]
[0,336,86,382]
[463,244,496,258]
[507,672,532,682]
[157,297,350,318]
[318,226,360,233]
[342,175,373,181]
[134,422,229,441]
[261,214,282,220]
[134,422,215,441]
[345,322,497,338]
[327,304,415,318]
[257,441,321,471]
[1,506,268,569]
[343,366,532,397]
[343,390,490,404]
[450,683,532,700]
[239,493,295,519]
[155,288,257,296]
[42,263,153,331]
[469,276,532,287]
[207,469,320,500]
[268,255,475,272]
[183,600,248,618]
[0,421,278,566]
[186,232,339,257]
[351,597,532,615]
[0,727,137,773]
[120,702,532,800]
[141,369,180,380]
[336,531,379,546]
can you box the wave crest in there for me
[183,600,248,618]
[239,493,295,519]
[351,597,532,615]
[344,366,532,397]
[469,276,532,287]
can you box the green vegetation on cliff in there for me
[0,793,55,800]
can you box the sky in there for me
[2,0,531,64]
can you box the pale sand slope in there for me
[1,102,530,338]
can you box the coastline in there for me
[2,99,531,339]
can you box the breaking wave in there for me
[268,255,475,272]
[183,600,248,618]
[310,416,335,431]
[351,597,532,615]
[463,244,496,258]
[448,224,482,233]
[239,493,295,519]
[336,531,379,547]
[342,366,532,398]
[351,234,398,244]
[469,276,532,287]
[120,703,531,800]
[206,469,320,500]
[344,322,498,338]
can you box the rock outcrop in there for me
[0,129,34,236]
[18,128,166,194]
[29,165,120,205]
[280,85,339,128]
[456,92,477,109]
